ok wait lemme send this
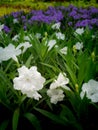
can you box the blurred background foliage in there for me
[0,0,98,16]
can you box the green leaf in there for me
[64,63,77,85]
[40,62,57,72]
[24,112,41,130]
[60,104,76,122]
[34,107,65,125]
[0,120,9,130]
[60,105,83,130]
[25,54,33,67]
[12,108,20,130]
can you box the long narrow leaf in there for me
[12,108,20,130]
[24,112,41,130]
[0,120,9,130]
[34,107,65,125]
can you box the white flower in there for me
[74,28,84,35]
[0,24,4,32]
[16,42,32,53]
[13,65,46,100]
[48,40,56,51]
[55,32,65,40]
[13,19,18,24]
[47,88,64,104]
[12,34,20,41]
[35,33,41,39]
[24,36,30,41]
[80,79,98,103]
[47,72,70,104]
[74,42,83,50]
[50,72,69,89]
[51,22,61,30]
[24,34,33,41]
[60,46,68,55]
[0,42,32,63]
[0,44,21,63]
[92,35,95,39]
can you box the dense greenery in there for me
[0,3,98,130]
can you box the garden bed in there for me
[0,4,98,130]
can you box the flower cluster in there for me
[0,5,98,34]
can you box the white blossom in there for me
[55,32,65,40]
[0,24,4,32]
[13,19,18,24]
[13,65,46,100]
[16,42,32,53]
[50,72,69,89]
[35,33,41,39]
[12,34,20,41]
[0,42,32,63]
[48,40,56,51]
[74,28,84,35]
[24,34,33,41]
[60,46,68,55]
[47,88,64,104]
[73,42,83,50]
[51,22,61,30]
[0,44,21,63]
[92,35,95,39]
[80,79,98,103]
[47,72,70,104]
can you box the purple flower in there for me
[68,22,73,26]
[90,18,98,24]
[81,14,90,19]
[90,7,98,14]
[69,10,77,17]
[23,25,27,30]
[73,14,81,20]
[3,25,10,33]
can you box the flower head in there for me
[0,42,32,63]
[47,88,64,104]
[0,24,4,32]
[50,72,69,89]
[13,65,46,100]
[47,72,70,104]
[73,42,83,50]
[35,33,41,39]
[16,42,32,53]
[13,19,19,24]
[0,44,21,63]
[74,28,84,35]
[12,34,20,41]
[60,46,68,55]
[80,79,98,103]
[51,22,61,30]
[55,32,65,40]
[48,40,56,51]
